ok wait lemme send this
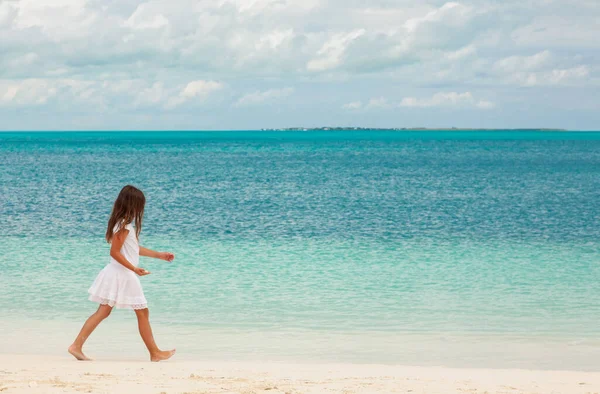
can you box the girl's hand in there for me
[158,252,175,262]
[134,267,151,276]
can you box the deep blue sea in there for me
[1,130,600,368]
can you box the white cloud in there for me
[235,87,294,107]
[307,29,366,72]
[166,80,224,109]
[342,101,362,110]
[494,51,552,73]
[343,93,495,111]
[181,80,223,99]
[446,45,476,60]
[547,66,591,84]
[255,29,295,51]
[6,52,40,69]
[0,78,223,110]
[476,100,495,109]
[13,0,91,36]
[509,66,591,87]
[366,97,390,109]
[125,4,170,30]
[134,82,167,107]
[229,0,321,15]
[404,2,465,33]
[0,2,17,27]
[399,92,495,109]
[0,78,94,107]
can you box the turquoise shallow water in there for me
[1,130,600,368]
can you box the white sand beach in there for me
[1,355,599,394]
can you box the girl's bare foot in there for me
[68,344,92,361]
[150,349,176,362]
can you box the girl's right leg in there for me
[68,304,113,361]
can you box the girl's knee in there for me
[97,305,112,319]
[134,308,149,318]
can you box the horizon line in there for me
[4,128,600,132]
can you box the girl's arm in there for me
[140,246,175,262]
[111,229,150,276]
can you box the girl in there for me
[68,185,176,362]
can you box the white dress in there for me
[88,222,148,310]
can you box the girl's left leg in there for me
[134,308,176,362]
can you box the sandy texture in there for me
[1,355,599,394]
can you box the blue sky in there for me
[0,0,599,130]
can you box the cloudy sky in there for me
[0,0,599,130]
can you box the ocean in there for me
[1,130,600,369]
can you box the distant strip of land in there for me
[261,127,568,131]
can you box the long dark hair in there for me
[105,185,145,242]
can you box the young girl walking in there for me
[68,185,176,362]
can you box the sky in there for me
[0,0,599,130]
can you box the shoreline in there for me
[1,355,599,393]
[3,316,600,372]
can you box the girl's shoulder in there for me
[114,220,134,233]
